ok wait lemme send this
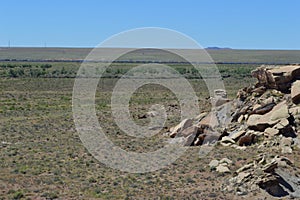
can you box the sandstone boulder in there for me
[247,101,289,131]
[169,118,193,138]
[229,130,246,141]
[220,136,235,146]
[194,112,207,122]
[216,164,230,173]
[177,126,198,137]
[289,106,300,116]
[209,159,219,170]
[291,80,300,104]
[197,132,221,145]
[236,172,251,184]
[280,137,293,154]
[197,112,219,129]
[220,158,233,165]
[264,128,279,137]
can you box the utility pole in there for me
[8,40,10,48]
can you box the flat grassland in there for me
[1,48,299,199]
[1,47,300,63]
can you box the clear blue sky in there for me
[1,0,300,49]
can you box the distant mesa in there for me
[205,47,232,50]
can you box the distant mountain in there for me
[205,47,232,50]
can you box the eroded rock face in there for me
[252,65,300,92]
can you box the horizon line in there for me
[0,46,300,51]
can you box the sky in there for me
[1,0,300,49]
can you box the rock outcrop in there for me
[209,158,233,173]
[168,64,300,148]
[251,65,300,92]
[167,64,300,198]
[223,155,300,198]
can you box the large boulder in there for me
[176,126,200,146]
[197,112,219,129]
[291,80,300,104]
[169,118,193,138]
[247,101,289,131]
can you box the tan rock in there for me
[273,118,290,130]
[209,159,219,169]
[264,128,279,137]
[252,86,266,96]
[237,115,244,123]
[169,118,193,137]
[279,118,290,127]
[194,112,207,122]
[216,164,230,173]
[185,133,197,146]
[273,156,293,166]
[232,145,247,150]
[220,158,233,165]
[289,106,300,116]
[177,126,198,137]
[221,136,235,146]
[291,80,300,104]
[197,112,219,129]
[200,132,221,145]
[247,114,269,131]
[247,101,289,131]
[253,104,261,110]
[236,172,251,184]
[229,130,246,141]
[280,137,293,146]
[280,137,293,154]
[262,160,278,173]
[236,163,254,173]
[262,97,275,105]
[269,65,300,77]
[270,102,289,121]
[281,146,293,154]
